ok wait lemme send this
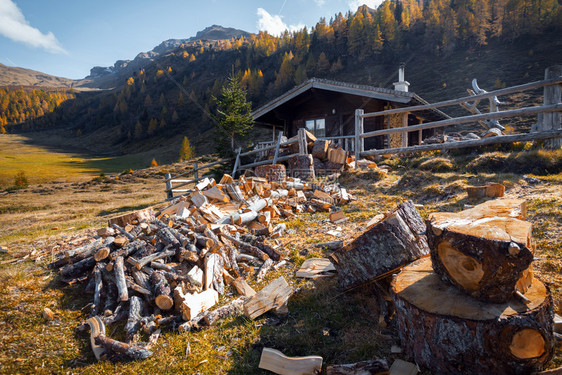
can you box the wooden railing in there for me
[352,65,562,159]
[164,158,230,200]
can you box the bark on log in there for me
[108,240,145,261]
[129,248,176,270]
[49,238,105,269]
[202,297,246,326]
[428,211,534,302]
[391,258,554,375]
[125,296,144,343]
[111,223,136,241]
[151,271,173,311]
[312,139,331,160]
[330,200,429,289]
[287,154,315,181]
[326,359,389,375]
[94,334,153,360]
[256,258,274,282]
[61,256,96,278]
[114,256,129,302]
[255,164,286,183]
[92,264,103,316]
[221,233,269,261]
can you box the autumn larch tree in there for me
[212,74,254,156]
[179,136,195,161]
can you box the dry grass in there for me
[0,148,561,374]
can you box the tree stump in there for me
[428,210,534,302]
[330,200,429,289]
[287,155,315,181]
[255,164,286,183]
[391,258,554,375]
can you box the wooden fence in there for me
[165,66,561,200]
[352,65,562,159]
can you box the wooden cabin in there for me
[252,72,448,151]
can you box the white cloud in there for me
[314,0,326,5]
[0,0,66,54]
[348,0,384,11]
[256,8,305,36]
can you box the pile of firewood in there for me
[49,172,354,361]
[331,198,555,374]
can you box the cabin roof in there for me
[252,77,449,122]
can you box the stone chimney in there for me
[393,62,410,92]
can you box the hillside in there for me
[0,63,76,88]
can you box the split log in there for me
[108,240,145,261]
[296,258,336,278]
[131,269,151,291]
[113,236,129,248]
[85,316,106,361]
[204,253,224,294]
[312,139,331,160]
[111,223,136,241]
[326,359,389,375]
[258,347,323,375]
[125,277,152,296]
[428,210,534,302]
[391,257,554,375]
[202,297,246,326]
[125,296,144,342]
[177,288,219,320]
[186,265,204,287]
[114,256,129,302]
[256,258,274,282]
[202,186,229,202]
[150,271,173,310]
[255,164,286,183]
[157,227,181,249]
[232,277,256,297]
[94,334,153,360]
[330,200,429,289]
[221,233,269,261]
[467,183,505,199]
[108,208,154,228]
[244,276,293,319]
[327,148,347,164]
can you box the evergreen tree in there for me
[179,136,195,161]
[212,75,253,155]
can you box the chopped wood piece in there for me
[258,347,322,375]
[389,359,418,375]
[151,271,173,310]
[221,233,269,261]
[204,253,224,294]
[232,277,256,297]
[256,258,274,282]
[244,276,293,319]
[466,183,505,199]
[255,164,287,183]
[42,307,55,321]
[202,186,230,202]
[296,258,336,278]
[287,154,315,181]
[86,316,106,361]
[94,247,110,262]
[326,359,389,375]
[94,334,153,360]
[187,265,204,287]
[554,314,562,334]
[178,289,219,320]
[392,258,554,375]
[329,210,347,224]
[125,296,144,343]
[190,192,208,207]
[312,139,331,160]
[114,256,128,302]
[97,227,115,237]
[428,209,534,302]
[331,201,429,289]
[128,248,176,270]
[108,208,154,228]
[202,297,246,326]
[327,148,346,164]
[113,236,129,248]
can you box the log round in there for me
[428,213,534,302]
[255,164,286,183]
[391,258,554,375]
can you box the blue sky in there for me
[0,0,382,79]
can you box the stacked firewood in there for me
[49,173,354,361]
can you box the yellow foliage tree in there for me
[150,158,158,167]
[179,136,195,161]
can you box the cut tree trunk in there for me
[287,154,315,181]
[391,258,554,375]
[330,200,429,289]
[150,271,173,310]
[428,210,534,302]
[312,139,331,160]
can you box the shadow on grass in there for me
[97,203,153,217]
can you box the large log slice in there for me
[330,200,429,289]
[392,258,554,375]
[255,164,286,183]
[427,199,534,303]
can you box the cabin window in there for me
[305,118,326,138]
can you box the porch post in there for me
[402,112,409,148]
[354,109,364,161]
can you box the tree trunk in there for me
[391,258,554,375]
[330,200,429,289]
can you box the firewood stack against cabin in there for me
[50,171,355,361]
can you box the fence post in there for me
[232,147,241,177]
[402,112,409,148]
[298,128,307,155]
[273,131,283,164]
[354,109,364,161]
[540,65,562,149]
[165,173,173,200]
[193,162,198,181]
